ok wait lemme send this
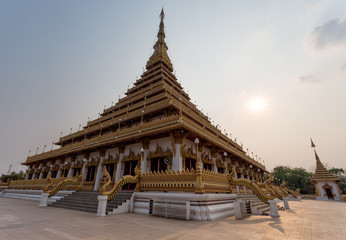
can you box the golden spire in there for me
[311,149,340,182]
[146,8,173,71]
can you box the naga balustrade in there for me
[8,175,82,191]
[100,166,239,202]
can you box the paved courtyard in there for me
[0,197,345,240]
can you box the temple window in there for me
[28,174,33,179]
[50,171,57,178]
[73,168,81,177]
[42,172,48,179]
[123,160,138,176]
[85,166,96,182]
[61,169,68,178]
[150,157,168,172]
[217,167,225,174]
[204,163,212,171]
[185,158,196,171]
[237,173,241,179]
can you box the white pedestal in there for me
[234,200,242,220]
[283,197,290,210]
[268,200,280,217]
[39,193,49,207]
[97,195,108,217]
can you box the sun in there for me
[248,97,266,112]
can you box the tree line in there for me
[270,166,346,194]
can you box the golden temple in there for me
[21,9,267,193]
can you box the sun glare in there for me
[249,97,266,112]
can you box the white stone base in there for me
[39,193,49,207]
[1,189,74,203]
[133,192,237,221]
[283,197,290,210]
[97,195,108,217]
[268,199,280,217]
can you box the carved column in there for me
[171,131,184,171]
[56,163,62,178]
[115,145,125,182]
[94,151,105,191]
[38,166,43,179]
[211,148,217,173]
[141,138,150,173]
[240,168,246,193]
[67,161,74,178]
[81,154,90,185]
[32,172,36,180]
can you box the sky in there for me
[1,0,346,175]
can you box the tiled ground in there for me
[0,197,345,240]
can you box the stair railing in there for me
[43,174,83,198]
[228,168,276,204]
[100,166,140,201]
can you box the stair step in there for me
[49,190,134,214]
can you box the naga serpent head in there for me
[280,180,287,188]
[100,166,111,184]
[266,173,274,186]
[229,167,236,180]
[46,175,52,183]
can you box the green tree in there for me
[329,168,346,194]
[272,166,315,194]
[0,170,27,182]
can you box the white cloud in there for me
[298,74,320,84]
[308,17,346,51]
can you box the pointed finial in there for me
[160,8,165,20]
[310,138,316,148]
[146,8,173,71]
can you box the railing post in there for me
[39,193,49,207]
[268,200,280,217]
[97,195,108,216]
[283,197,290,210]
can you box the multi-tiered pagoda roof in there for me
[23,9,265,172]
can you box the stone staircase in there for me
[237,194,270,215]
[50,190,134,214]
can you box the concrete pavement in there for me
[0,197,345,240]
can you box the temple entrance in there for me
[122,160,138,190]
[150,157,167,172]
[325,188,334,199]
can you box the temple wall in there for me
[106,147,118,159]
[133,192,237,221]
[148,137,171,152]
[124,143,142,156]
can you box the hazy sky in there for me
[1,0,346,175]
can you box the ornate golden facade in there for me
[20,9,267,195]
